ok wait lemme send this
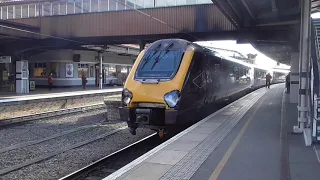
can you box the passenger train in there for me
[118,39,286,137]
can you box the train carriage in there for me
[118,39,284,136]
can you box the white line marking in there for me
[209,94,266,180]
[0,88,122,103]
[313,146,320,163]
[103,87,271,180]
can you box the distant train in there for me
[118,39,286,137]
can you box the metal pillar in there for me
[99,52,103,89]
[294,0,311,135]
[290,52,299,104]
[16,55,29,94]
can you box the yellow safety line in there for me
[209,93,267,180]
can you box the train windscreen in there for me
[135,50,183,79]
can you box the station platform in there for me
[0,87,122,103]
[104,84,320,180]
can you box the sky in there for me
[195,40,290,70]
[312,12,320,19]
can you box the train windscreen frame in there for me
[134,49,184,80]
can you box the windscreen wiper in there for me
[150,43,174,70]
[140,44,162,70]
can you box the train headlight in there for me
[164,90,180,108]
[122,88,133,105]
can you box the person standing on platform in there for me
[82,74,87,89]
[266,73,272,89]
[48,73,53,91]
[286,73,290,93]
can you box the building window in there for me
[60,1,67,15]
[29,4,36,17]
[50,62,59,77]
[83,0,90,12]
[186,0,197,5]
[108,64,116,76]
[155,0,165,7]
[75,0,82,13]
[100,0,108,11]
[7,6,13,19]
[89,65,94,77]
[78,63,89,77]
[109,0,116,11]
[117,0,125,10]
[2,6,7,20]
[197,0,213,4]
[144,0,154,8]
[21,4,28,17]
[126,0,134,10]
[34,63,47,77]
[67,0,74,14]
[166,0,176,6]
[91,0,99,12]
[43,2,51,16]
[35,4,40,16]
[52,1,59,15]
[176,0,186,6]
[15,5,22,18]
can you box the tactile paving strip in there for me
[159,89,268,180]
[105,86,275,180]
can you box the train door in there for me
[204,55,212,105]
[205,54,220,104]
[189,52,206,109]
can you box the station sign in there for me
[0,56,11,63]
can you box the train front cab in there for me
[118,40,194,136]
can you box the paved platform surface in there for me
[0,87,122,103]
[104,84,320,180]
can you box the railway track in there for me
[0,125,129,176]
[0,92,122,128]
[59,133,162,180]
[0,103,107,128]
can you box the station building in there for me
[0,45,139,93]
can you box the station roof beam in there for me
[0,19,39,39]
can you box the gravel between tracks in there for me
[1,128,154,180]
[0,108,109,149]
[0,123,125,169]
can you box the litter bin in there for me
[30,80,35,91]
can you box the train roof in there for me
[147,39,272,71]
